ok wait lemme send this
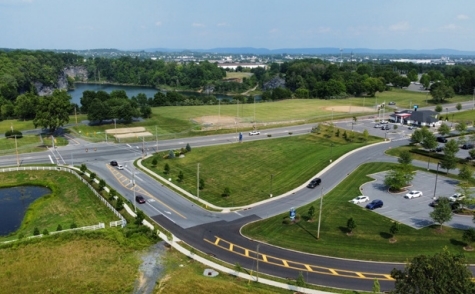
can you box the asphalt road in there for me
[0,101,473,292]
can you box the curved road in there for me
[1,101,474,292]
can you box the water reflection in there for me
[0,186,51,236]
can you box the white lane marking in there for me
[48,155,54,164]
[234,211,243,216]
[146,203,176,224]
[164,211,171,215]
[127,144,132,148]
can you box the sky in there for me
[1,0,474,51]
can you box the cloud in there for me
[441,24,459,30]
[155,21,162,26]
[456,14,469,20]
[192,23,205,27]
[389,21,410,31]
[217,22,228,27]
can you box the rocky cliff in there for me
[34,66,88,96]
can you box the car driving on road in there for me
[249,130,260,136]
[135,195,146,204]
[366,199,383,210]
[350,196,370,204]
[117,165,124,170]
[307,178,321,189]
[110,160,118,166]
[405,190,423,199]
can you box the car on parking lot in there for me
[462,143,474,150]
[366,199,383,210]
[307,178,321,189]
[135,195,146,204]
[350,196,370,204]
[249,130,260,136]
[405,190,423,199]
[429,197,456,209]
[110,160,118,166]
[381,125,390,130]
[117,165,124,170]
[436,146,444,152]
[374,124,381,128]
[449,193,465,202]
[388,101,396,105]
[436,137,448,143]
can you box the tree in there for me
[135,210,145,225]
[384,165,414,191]
[116,197,124,210]
[389,222,399,242]
[87,98,107,123]
[199,178,205,190]
[434,104,443,114]
[407,69,418,82]
[152,158,158,167]
[440,139,459,173]
[296,271,305,287]
[168,150,175,159]
[430,82,455,103]
[42,229,49,235]
[89,172,96,183]
[456,103,462,111]
[33,227,40,236]
[455,121,467,134]
[372,279,380,293]
[430,197,453,230]
[463,229,475,250]
[346,217,356,234]
[459,164,473,183]
[409,128,424,145]
[222,187,231,197]
[33,89,71,132]
[307,205,316,221]
[178,170,184,182]
[186,143,192,152]
[420,73,431,89]
[80,164,87,175]
[109,188,117,200]
[164,163,170,174]
[362,129,369,141]
[469,149,475,159]
[98,179,106,191]
[437,123,451,136]
[398,150,413,165]
[390,250,475,293]
[56,224,62,231]
[14,92,38,120]
[420,131,437,151]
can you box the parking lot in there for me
[354,170,465,229]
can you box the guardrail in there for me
[0,166,127,227]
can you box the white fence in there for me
[0,166,127,227]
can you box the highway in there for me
[1,101,473,292]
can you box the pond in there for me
[68,83,239,105]
[0,186,52,236]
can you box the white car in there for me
[405,190,423,199]
[350,196,370,204]
[249,131,260,136]
[449,193,465,202]
[117,165,124,170]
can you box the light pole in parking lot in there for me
[433,162,441,200]
[330,143,334,162]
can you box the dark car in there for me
[462,143,474,150]
[307,178,322,189]
[110,160,118,166]
[435,146,444,152]
[365,199,383,210]
[135,195,146,204]
[436,137,448,143]
[388,101,396,105]
[381,125,390,131]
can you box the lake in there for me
[68,83,238,105]
[0,186,52,236]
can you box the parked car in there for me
[388,101,396,105]
[249,130,260,136]
[135,195,146,204]
[366,199,383,210]
[449,193,465,202]
[350,196,370,204]
[117,165,124,170]
[462,143,474,150]
[435,146,444,152]
[110,160,118,166]
[307,178,322,189]
[436,137,448,143]
[405,190,423,199]
[374,124,381,128]
[381,125,390,131]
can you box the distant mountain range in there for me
[143,47,475,56]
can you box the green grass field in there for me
[241,162,474,263]
[0,170,118,242]
[142,128,381,207]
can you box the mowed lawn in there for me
[0,170,118,242]
[143,131,381,207]
[241,162,474,263]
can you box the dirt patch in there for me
[106,127,146,134]
[194,115,237,125]
[325,105,374,113]
[114,132,153,139]
[133,242,167,294]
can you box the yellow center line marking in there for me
[106,164,187,219]
[203,237,393,281]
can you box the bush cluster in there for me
[5,130,23,138]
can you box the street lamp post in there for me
[445,108,448,120]
[317,186,324,239]
[433,162,441,200]
[451,114,454,128]
[197,163,200,199]
[269,174,273,197]
[256,243,260,282]
[330,143,334,162]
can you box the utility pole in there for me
[155,125,158,153]
[197,163,200,199]
[74,107,78,126]
[317,186,324,239]
[132,169,136,213]
[15,135,19,167]
[253,96,256,123]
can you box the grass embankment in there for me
[0,230,154,294]
[142,129,381,207]
[241,162,475,263]
[0,170,117,242]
